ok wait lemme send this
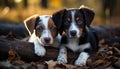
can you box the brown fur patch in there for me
[75,17,79,21]
[35,23,45,37]
[79,28,83,35]
[48,18,55,29]
[48,18,58,38]
[67,18,71,22]
[24,14,39,35]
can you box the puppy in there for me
[24,14,59,56]
[52,6,98,66]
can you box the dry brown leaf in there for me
[8,49,20,61]
[94,60,105,66]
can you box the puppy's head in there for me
[24,15,58,46]
[52,6,94,38]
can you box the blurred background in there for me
[0,0,120,26]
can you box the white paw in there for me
[57,54,67,64]
[34,46,46,56]
[74,52,89,66]
[74,58,86,66]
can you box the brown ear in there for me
[52,9,66,35]
[24,14,39,35]
[79,6,95,27]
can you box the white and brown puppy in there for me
[24,14,59,56]
[52,6,98,66]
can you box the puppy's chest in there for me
[52,39,59,48]
[66,41,79,52]
[65,39,90,52]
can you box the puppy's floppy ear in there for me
[24,14,39,35]
[79,5,95,27]
[52,9,66,35]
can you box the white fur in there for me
[28,30,46,56]
[38,15,53,45]
[57,11,91,66]
[27,15,61,56]
[39,29,53,46]
[69,11,80,38]
[28,30,36,42]
[57,46,67,64]
[39,15,49,29]
[75,52,89,66]
[27,15,54,56]
[34,38,46,56]
[66,39,91,52]
[57,39,90,64]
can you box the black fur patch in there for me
[61,34,68,44]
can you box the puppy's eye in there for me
[51,27,57,31]
[77,21,82,25]
[65,22,69,26]
[37,26,43,32]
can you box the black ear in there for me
[52,9,66,35]
[79,6,95,27]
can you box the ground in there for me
[0,35,119,69]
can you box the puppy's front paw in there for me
[75,52,89,66]
[74,58,86,66]
[57,54,67,64]
[35,46,46,56]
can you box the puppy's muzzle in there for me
[70,30,77,37]
[44,37,51,43]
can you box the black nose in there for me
[70,30,77,36]
[44,37,50,43]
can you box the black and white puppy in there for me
[24,14,59,56]
[52,6,98,66]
